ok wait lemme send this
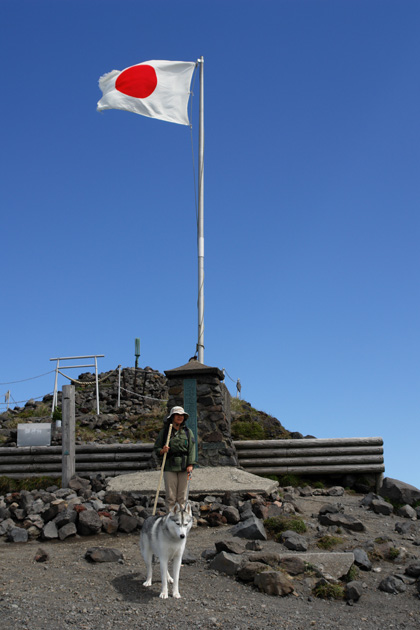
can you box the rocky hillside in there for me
[0,367,294,447]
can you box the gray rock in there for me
[379,477,420,507]
[58,522,77,540]
[319,503,342,515]
[34,547,49,562]
[249,551,281,567]
[42,521,58,540]
[54,508,77,529]
[396,504,417,519]
[326,486,345,496]
[280,530,308,552]
[245,540,263,551]
[279,556,306,575]
[266,502,284,518]
[31,498,45,514]
[68,475,91,492]
[395,521,416,535]
[208,551,242,576]
[360,493,380,508]
[201,547,217,560]
[181,548,197,564]
[19,491,34,512]
[371,499,393,516]
[85,547,123,563]
[318,512,365,532]
[345,580,363,601]
[237,561,268,582]
[100,515,119,534]
[280,552,354,581]
[77,509,102,535]
[229,515,267,541]
[254,570,294,596]
[353,548,372,571]
[221,506,240,524]
[7,527,29,543]
[405,562,420,578]
[215,539,245,555]
[298,486,313,497]
[378,574,406,594]
[0,518,15,536]
[118,513,139,533]
[0,506,11,520]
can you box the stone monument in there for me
[164,359,238,467]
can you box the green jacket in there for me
[154,424,196,472]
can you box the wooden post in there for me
[62,384,76,487]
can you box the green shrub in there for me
[312,583,344,600]
[316,535,343,550]
[264,515,307,540]
[0,476,60,494]
[278,474,303,488]
[231,421,265,440]
[343,564,359,583]
[52,406,62,420]
[387,547,400,561]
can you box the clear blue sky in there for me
[1,1,419,488]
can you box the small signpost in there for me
[62,384,76,487]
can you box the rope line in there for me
[120,386,168,403]
[0,370,55,385]
[0,392,54,406]
[57,366,120,386]
[223,369,237,383]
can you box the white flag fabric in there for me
[97,60,196,125]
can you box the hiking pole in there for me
[152,424,173,515]
[185,470,192,504]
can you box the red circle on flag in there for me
[115,64,158,99]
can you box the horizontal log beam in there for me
[234,437,383,449]
[236,446,384,459]
[244,464,385,475]
[238,455,384,467]
[0,443,153,457]
[0,461,149,473]
[0,452,153,465]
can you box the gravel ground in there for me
[1,493,419,630]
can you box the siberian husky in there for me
[140,502,193,599]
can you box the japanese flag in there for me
[97,60,196,125]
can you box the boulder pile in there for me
[1,475,420,602]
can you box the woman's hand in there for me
[186,465,193,474]
[160,445,170,455]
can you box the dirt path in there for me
[1,493,419,630]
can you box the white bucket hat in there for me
[166,406,189,421]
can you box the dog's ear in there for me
[172,503,180,514]
[184,501,192,516]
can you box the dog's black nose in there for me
[180,534,185,539]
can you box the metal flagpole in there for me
[197,56,205,363]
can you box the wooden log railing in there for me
[0,438,385,486]
[0,443,154,479]
[233,437,384,484]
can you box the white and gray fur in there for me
[140,502,193,599]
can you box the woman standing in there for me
[154,406,196,510]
